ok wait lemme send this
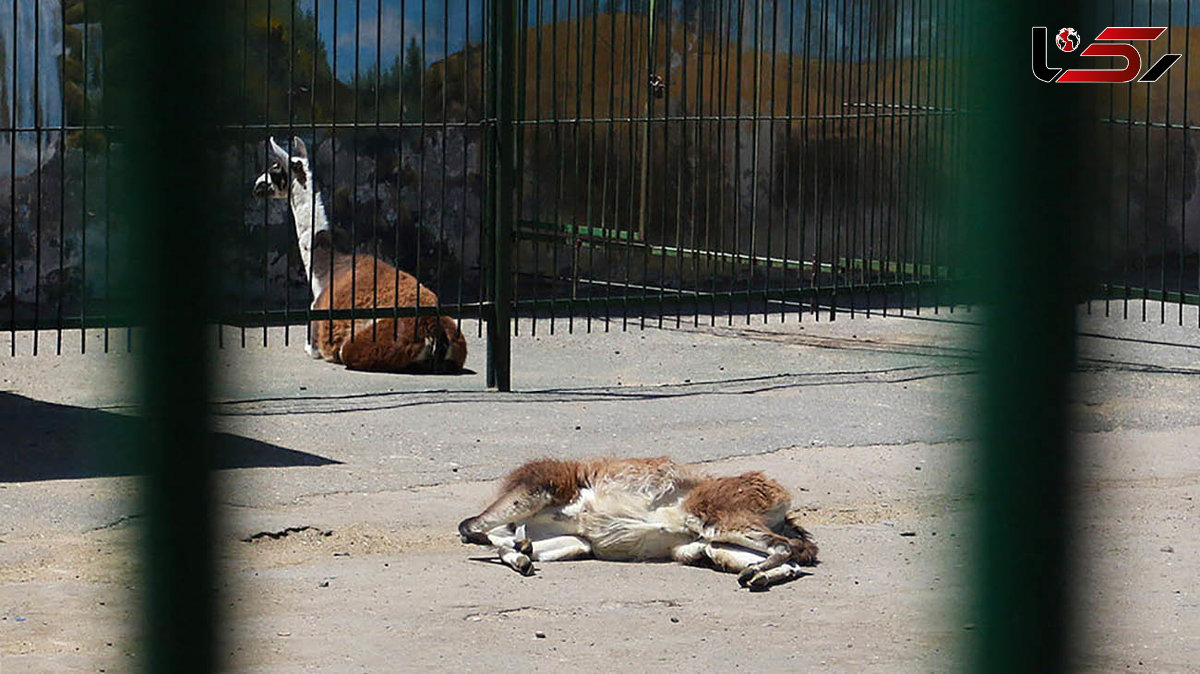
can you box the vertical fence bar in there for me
[964,3,1088,673]
[781,0,796,323]
[1187,1,1195,327]
[238,0,248,349]
[81,0,91,352]
[7,0,16,355]
[103,0,112,352]
[414,0,426,344]
[1142,2,1152,321]
[109,1,221,671]
[32,0,40,355]
[487,0,516,391]
[56,0,65,355]
[637,0,655,247]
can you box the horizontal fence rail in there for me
[1,0,1197,366]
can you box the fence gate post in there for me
[486,0,516,392]
[964,3,1090,672]
[110,2,223,671]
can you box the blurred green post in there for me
[109,3,223,672]
[964,3,1091,672]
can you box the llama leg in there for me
[671,541,709,566]
[338,332,427,371]
[739,562,808,589]
[335,318,441,372]
[779,512,820,566]
[310,320,341,363]
[476,523,519,549]
[529,535,592,562]
[701,525,805,586]
[490,534,589,576]
[495,539,536,576]
[411,316,460,372]
[703,543,768,575]
[702,526,815,589]
[438,316,468,371]
[735,540,799,589]
[706,527,806,589]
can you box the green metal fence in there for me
[3,2,1199,385]
[503,0,966,339]
[2,0,972,392]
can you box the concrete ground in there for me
[0,301,1197,672]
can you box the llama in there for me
[252,136,466,372]
[458,457,819,589]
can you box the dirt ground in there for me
[1,304,1197,672]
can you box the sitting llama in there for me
[253,136,466,373]
[459,456,819,589]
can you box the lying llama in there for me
[253,136,466,372]
[458,457,818,589]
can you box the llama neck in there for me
[288,179,332,303]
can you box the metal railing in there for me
[1093,3,1200,324]
[2,0,971,387]
[2,0,1193,371]
[503,0,967,338]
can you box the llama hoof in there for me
[738,567,771,590]
[507,553,534,576]
[515,538,533,556]
[516,556,535,576]
[499,544,535,576]
[739,570,772,591]
[737,567,758,587]
[414,336,436,364]
[304,342,323,359]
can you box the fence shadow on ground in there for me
[0,392,339,482]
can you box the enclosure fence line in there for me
[2,0,1196,378]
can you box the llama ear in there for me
[290,136,307,159]
[290,159,308,188]
[267,136,289,162]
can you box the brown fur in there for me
[460,456,818,587]
[501,458,587,505]
[310,252,467,373]
[683,472,790,527]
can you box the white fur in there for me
[521,486,696,562]
[255,137,332,307]
[284,160,331,306]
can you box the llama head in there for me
[252,136,310,198]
